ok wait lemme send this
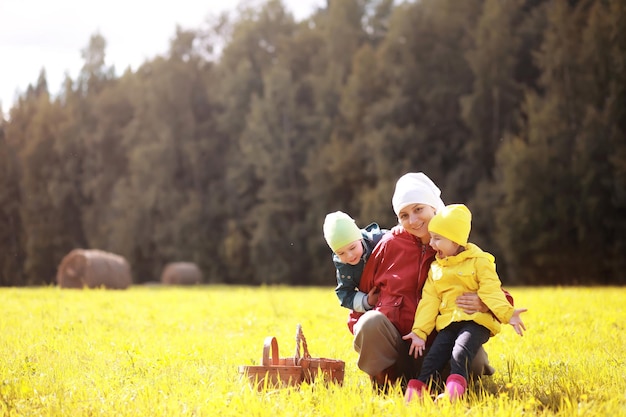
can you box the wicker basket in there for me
[238,336,302,390]
[296,325,345,385]
[238,325,345,390]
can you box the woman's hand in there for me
[456,292,488,314]
[402,332,426,358]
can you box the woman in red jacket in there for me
[349,172,512,390]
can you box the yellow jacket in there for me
[411,243,513,339]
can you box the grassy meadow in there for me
[0,286,625,416]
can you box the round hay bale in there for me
[56,249,132,289]
[160,262,203,285]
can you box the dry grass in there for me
[0,286,624,416]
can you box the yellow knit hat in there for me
[323,211,362,252]
[428,204,472,246]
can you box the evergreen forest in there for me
[1,0,625,287]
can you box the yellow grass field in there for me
[1,286,625,416]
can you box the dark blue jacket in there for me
[333,223,387,311]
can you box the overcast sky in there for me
[0,0,323,113]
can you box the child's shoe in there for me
[404,379,428,403]
[442,374,467,401]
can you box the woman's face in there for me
[397,204,437,240]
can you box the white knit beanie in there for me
[391,172,445,215]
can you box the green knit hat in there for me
[323,211,362,252]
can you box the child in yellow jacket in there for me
[402,204,527,402]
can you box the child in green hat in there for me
[323,211,387,312]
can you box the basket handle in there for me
[294,324,311,361]
[262,336,279,366]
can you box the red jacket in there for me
[348,227,435,336]
[348,227,514,336]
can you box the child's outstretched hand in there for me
[509,308,528,336]
[402,332,426,358]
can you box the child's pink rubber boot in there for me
[444,374,467,401]
[404,379,428,403]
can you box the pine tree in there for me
[217,0,298,283]
[495,0,626,283]
[0,115,25,285]
[453,0,523,261]
[240,65,311,284]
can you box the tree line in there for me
[1,0,624,287]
